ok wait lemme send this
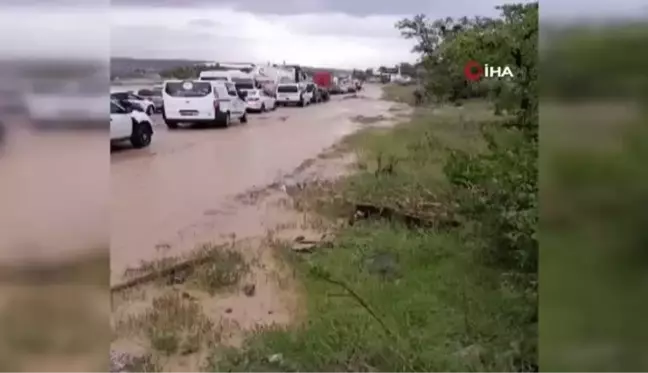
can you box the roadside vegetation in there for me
[208,2,538,372]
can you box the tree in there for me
[398,62,416,76]
[396,5,539,369]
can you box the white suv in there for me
[276,83,309,107]
[110,99,155,148]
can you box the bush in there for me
[444,127,537,275]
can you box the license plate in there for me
[179,110,198,116]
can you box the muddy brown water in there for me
[110,84,402,285]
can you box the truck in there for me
[312,71,333,101]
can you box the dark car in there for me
[318,87,330,102]
[306,83,322,104]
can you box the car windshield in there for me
[164,82,212,97]
[137,89,153,96]
[277,85,298,93]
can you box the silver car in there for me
[136,87,163,112]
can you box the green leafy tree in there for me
[396,4,539,370]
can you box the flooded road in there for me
[0,126,109,264]
[110,85,394,285]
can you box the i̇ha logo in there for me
[464,60,514,81]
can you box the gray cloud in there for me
[187,18,220,28]
[110,0,521,17]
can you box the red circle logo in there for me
[464,61,483,81]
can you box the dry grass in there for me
[189,244,249,295]
[120,291,218,356]
[381,84,418,105]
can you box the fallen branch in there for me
[349,203,459,229]
[311,270,415,372]
[111,244,229,293]
[310,269,395,338]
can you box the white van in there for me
[276,83,310,107]
[199,70,255,84]
[199,70,231,82]
[162,80,247,128]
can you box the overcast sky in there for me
[1,1,646,68]
[109,0,536,69]
[110,0,646,68]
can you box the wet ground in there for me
[110,84,403,285]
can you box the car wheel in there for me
[131,121,152,148]
[165,120,179,129]
[240,112,248,123]
[220,112,231,128]
[146,106,154,116]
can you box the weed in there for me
[123,291,218,356]
[190,244,250,295]
[125,354,161,372]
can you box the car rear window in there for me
[235,82,255,90]
[277,85,298,93]
[232,78,254,90]
[164,81,212,97]
[200,76,228,81]
[137,89,153,96]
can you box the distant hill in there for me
[111,57,208,79]
[111,57,356,80]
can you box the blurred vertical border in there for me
[0,0,110,371]
[540,1,648,371]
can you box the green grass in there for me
[381,84,418,105]
[206,97,532,372]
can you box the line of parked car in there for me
[110,77,343,149]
